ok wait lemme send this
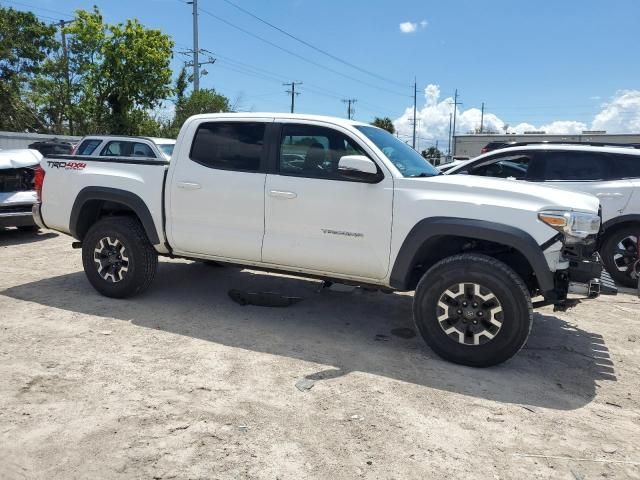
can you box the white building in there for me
[454,132,640,158]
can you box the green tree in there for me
[371,116,396,134]
[0,7,57,131]
[32,7,173,135]
[421,146,442,165]
[162,88,230,137]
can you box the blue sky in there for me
[10,0,640,146]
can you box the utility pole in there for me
[412,78,417,149]
[451,89,461,156]
[58,19,74,134]
[447,112,452,155]
[342,98,357,119]
[187,0,200,91]
[480,102,485,134]
[284,82,302,113]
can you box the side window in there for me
[76,139,101,155]
[131,143,155,157]
[470,153,532,180]
[541,151,610,181]
[100,141,156,158]
[614,154,640,179]
[190,122,266,172]
[279,124,369,179]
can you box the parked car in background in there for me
[34,113,612,367]
[72,136,176,160]
[436,159,471,173]
[480,141,518,154]
[445,143,640,287]
[28,139,74,156]
[0,149,41,231]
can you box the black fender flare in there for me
[389,217,555,292]
[602,214,640,232]
[70,186,160,245]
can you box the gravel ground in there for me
[1,229,639,480]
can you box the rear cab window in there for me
[189,122,266,172]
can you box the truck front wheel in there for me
[413,253,533,367]
[82,216,158,298]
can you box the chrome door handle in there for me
[269,190,297,199]
[177,181,202,190]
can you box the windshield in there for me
[157,143,175,158]
[355,125,439,177]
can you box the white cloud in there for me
[399,22,417,33]
[399,20,428,33]
[393,86,640,148]
[592,90,640,133]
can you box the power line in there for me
[193,3,410,98]
[0,0,74,19]
[218,0,407,89]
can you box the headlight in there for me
[538,210,600,243]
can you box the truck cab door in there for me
[261,122,393,280]
[166,119,272,262]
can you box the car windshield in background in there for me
[355,126,439,177]
[157,143,175,158]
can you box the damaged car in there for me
[0,149,42,231]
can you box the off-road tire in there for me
[413,253,533,367]
[601,226,640,288]
[82,216,158,298]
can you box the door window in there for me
[190,122,266,172]
[279,124,369,179]
[540,151,611,181]
[470,153,533,180]
[613,154,640,179]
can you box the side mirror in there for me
[338,155,382,183]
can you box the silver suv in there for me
[446,143,640,287]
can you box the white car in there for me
[445,143,640,288]
[0,149,41,230]
[34,113,612,367]
[72,136,176,160]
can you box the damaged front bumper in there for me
[541,240,617,311]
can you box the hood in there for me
[0,149,43,169]
[404,174,600,214]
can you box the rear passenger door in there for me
[167,119,271,261]
[537,150,633,223]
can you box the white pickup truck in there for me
[33,113,614,367]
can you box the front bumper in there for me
[542,249,617,311]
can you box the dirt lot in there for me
[1,229,639,479]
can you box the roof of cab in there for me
[186,112,371,129]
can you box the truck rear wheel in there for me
[82,216,158,298]
[413,254,533,367]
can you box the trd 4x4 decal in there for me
[47,161,87,170]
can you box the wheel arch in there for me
[602,215,640,236]
[70,187,160,245]
[389,217,554,293]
